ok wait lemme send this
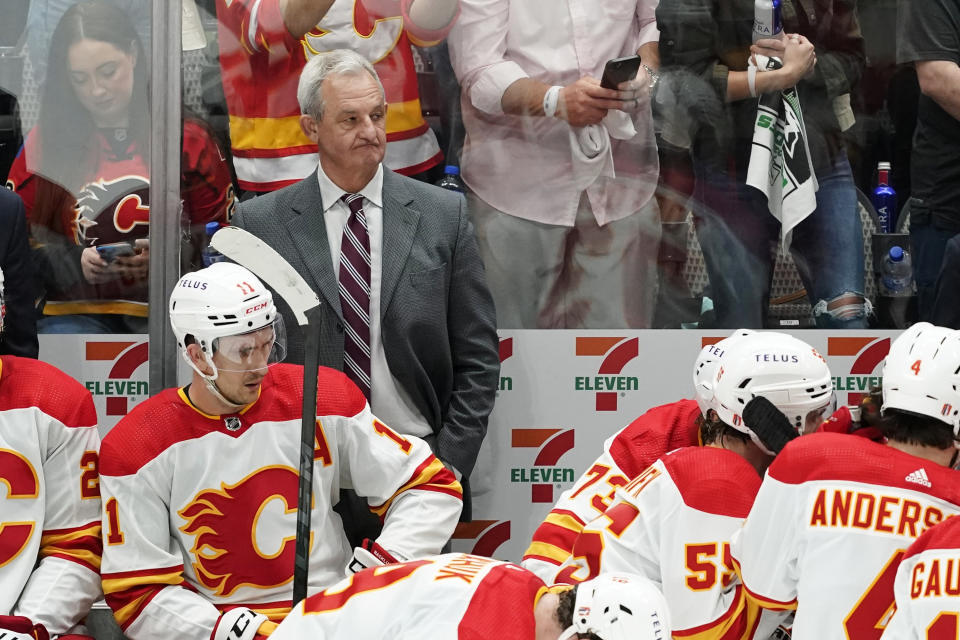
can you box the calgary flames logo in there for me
[178,466,301,597]
[72,176,150,245]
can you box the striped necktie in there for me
[338,193,371,399]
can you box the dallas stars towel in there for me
[746,55,818,242]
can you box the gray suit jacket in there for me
[233,169,499,516]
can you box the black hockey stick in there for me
[743,396,799,455]
[211,226,321,605]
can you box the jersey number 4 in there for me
[844,550,904,640]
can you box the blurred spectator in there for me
[25,0,150,89]
[215,0,459,193]
[932,236,960,328]
[657,0,869,329]
[897,0,960,322]
[449,0,662,329]
[0,188,38,358]
[5,1,234,334]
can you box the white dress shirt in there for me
[316,164,433,442]
[448,0,661,227]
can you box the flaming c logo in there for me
[178,466,301,596]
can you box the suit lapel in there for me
[285,171,343,320]
[380,170,419,317]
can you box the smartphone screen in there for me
[97,242,135,263]
[600,55,643,90]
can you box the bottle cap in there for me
[205,221,220,235]
[444,165,460,176]
[878,161,891,171]
[889,246,904,261]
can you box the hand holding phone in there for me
[600,55,643,90]
[96,242,136,263]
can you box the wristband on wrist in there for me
[542,85,562,118]
[747,65,758,98]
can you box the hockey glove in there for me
[346,538,406,574]
[0,616,49,640]
[743,396,798,455]
[212,608,271,640]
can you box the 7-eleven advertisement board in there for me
[36,330,897,562]
[451,330,898,563]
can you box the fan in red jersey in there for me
[268,553,671,640]
[98,262,462,640]
[0,265,103,640]
[5,1,235,334]
[547,331,831,639]
[732,323,960,640]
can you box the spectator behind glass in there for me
[897,0,960,324]
[656,0,869,329]
[0,188,38,358]
[214,0,459,194]
[448,0,662,329]
[6,1,235,335]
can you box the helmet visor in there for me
[211,316,287,372]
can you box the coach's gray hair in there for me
[297,49,384,120]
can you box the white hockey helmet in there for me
[713,332,834,446]
[693,329,757,416]
[882,322,960,434]
[558,573,670,640]
[169,262,286,379]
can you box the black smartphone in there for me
[600,55,643,90]
[96,242,136,263]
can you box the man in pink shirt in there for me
[448,0,661,329]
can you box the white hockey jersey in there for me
[99,364,462,640]
[553,446,763,639]
[881,514,960,640]
[522,399,702,582]
[733,432,960,640]
[270,553,547,640]
[0,356,102,634]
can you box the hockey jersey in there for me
[0,356,102,635]
[98,364,462,640]
[882,515,960,640]
[522,399,702,582]
[552,446,763,639]
[215,0,445,192]
[6,121,234,317]
[732,433,960,640]
[270,553,547,640]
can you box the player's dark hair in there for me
[878,408,958,449]
[556,587,601,640]
[699,413,750,448]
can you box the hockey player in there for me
[522,329,756,581]
[881,514,960,640]
[548,331,831,638]
[268,553,671,640]
[98,262,462,640]
[732,323,960,640]
[0,265,103,639]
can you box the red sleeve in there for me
[458,565,543,640]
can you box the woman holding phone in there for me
[6,0,234,334]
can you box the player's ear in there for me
[186,343,214,375]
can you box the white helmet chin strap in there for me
[182,349,247,413]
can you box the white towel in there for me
[746,54,818,244]
[568,109,637,191]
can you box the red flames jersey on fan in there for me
[883,515,960,640]
[522,399,702,582]
[270,554,546,640]
[215,0,444,192]
[732,433,960,640]
[552,447,764,639]
[0,356,102,635]
[99,364,462,640]
[6,122,234,315]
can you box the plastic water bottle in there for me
[435,165,466,193]
[873,162,898,234]
[880,246,913,297]
[753,0,783,43]
[202,221,226,267]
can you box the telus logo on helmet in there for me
[574,337,641,411]
[179,279,208,290]
[510,429,576,503]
